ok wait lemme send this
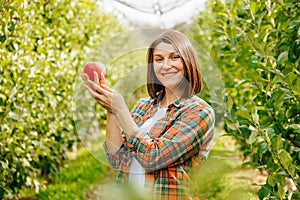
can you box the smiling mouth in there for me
[162,72,177,77]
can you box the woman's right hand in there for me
[81,71,138,135]
[81,72,125,114]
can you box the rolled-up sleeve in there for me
[103,136,132,172]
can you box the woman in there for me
[82,30,215,199]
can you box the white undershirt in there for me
[128,107,167,190]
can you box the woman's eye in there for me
[171,55,180,60]
[155,58,163,62]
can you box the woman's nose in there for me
[162,59,172,69]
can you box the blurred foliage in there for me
[19,141,109,200]
[189,0,300,199]
[0,0,123,198]
[2,0,299,199]
[189,153,254,200]
[36,144,109,200]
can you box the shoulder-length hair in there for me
[147,30,202,101]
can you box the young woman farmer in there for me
[82,30,215,199]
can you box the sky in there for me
[99,0,208,29]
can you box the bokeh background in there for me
[1,0,299,199]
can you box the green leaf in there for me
[0,161,8,169]
[266,160,279,172]
[248,130,258,145]
[235,107,252,121]
[291,77,300,95]
[288,19,300,29]
[0,35,6,42]
[267,176,276,187]
[285,72,297,86]
[277,51,288,65]
[241,161,255,167]
[279,149,292,167]
[258,142,268,157]
[258,184,271,200]
[276,183,286,199]
[252,112,259,125]
[6,41,15,51]
[263,128,275,137]
[0,94,7,106]
[272,135,283,153]
[250,1,257,14]
[287,124,300,133]
[7,111,18,121]
[292,192,300,200]
[225,95,233,112]
[225,120,238,131]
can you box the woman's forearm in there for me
[115,106,138,138]
[105,112,123,153]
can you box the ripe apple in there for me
[83,62,106,83]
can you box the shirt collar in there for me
[169,96,193,108]
[173,99,181,107]
[151,95,195,108]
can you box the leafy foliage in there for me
[189,0,300,199]
[0,0,123,198]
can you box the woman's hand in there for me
[81,72,126,114]
[81,71,138,135]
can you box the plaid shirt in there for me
[104,95,215,200]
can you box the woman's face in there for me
[153,42,185,91]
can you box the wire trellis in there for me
[113,0,192,15]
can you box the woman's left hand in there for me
[81,72,126,114]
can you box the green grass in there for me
[19,139,111,200]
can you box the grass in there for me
[19,136,112,200]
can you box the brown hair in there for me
[147,30,202,100]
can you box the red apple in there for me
[83,62,106,83]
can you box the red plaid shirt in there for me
[104,95,215,199]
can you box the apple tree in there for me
[189,0,299,199]
[0,0,123,198]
